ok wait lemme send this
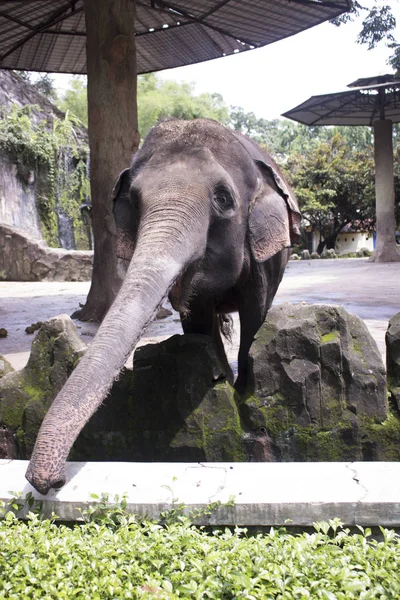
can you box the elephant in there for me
[26,118,301,494]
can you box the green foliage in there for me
[356,4,396,50]
[284,133,376,252]
[33,74,58,103]
[0,104,90,248]
[58,76,88,126]
[137,73,230,138]
[0,502,399,599]
[59,73,230,139]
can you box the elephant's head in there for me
[26,118,300,494]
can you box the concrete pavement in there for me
[1,257,399,371]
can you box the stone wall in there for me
[0,155,42,239]
[0,224,92,282]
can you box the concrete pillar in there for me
[370,119,400,262]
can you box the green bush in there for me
[1,498,400,599]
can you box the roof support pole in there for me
[74,0,140,321]
[370,119,400,262]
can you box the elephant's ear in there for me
[112,168,137,261]
[248,160,301,263]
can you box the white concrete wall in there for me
[1,460,400,527]
[335,232,374,255]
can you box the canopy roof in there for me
[0,0,350,75]
[282,76,400,126]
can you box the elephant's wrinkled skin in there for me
[26,118,300,494]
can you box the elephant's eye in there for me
[213,186,234,213]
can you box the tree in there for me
[332,1,399,72]
[60,72,230,139]
[137,74,229,138]
[285,134,376,253]
[14,71,58,102]
[59,76,88,125]
[33,74,58,103]
[74,0,139,322]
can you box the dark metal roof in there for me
[347,74,400,89]
[0,0,350,75]
[282,80,400,126]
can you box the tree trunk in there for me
[74,0,140,321]
[316,238,326,255]
[370,119,400,263]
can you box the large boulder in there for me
[387,312,400,415]
[245,303,395,461]
[0,315,86,456]
[72,334,260,462]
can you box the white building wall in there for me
[335,232,374,255]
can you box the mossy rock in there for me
[1,306,397,464]
[72,334,258,462]
[0,354,14,379]
[386,312,400,416]
[247,303,388,461]
[0,315,86,457]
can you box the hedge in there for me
[0,497,399,599]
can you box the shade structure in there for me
[282,76,400,126]
[0,0,350,75]
[282,75,400,262]
[0,0,352,326]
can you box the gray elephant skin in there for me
[26,118,301,494]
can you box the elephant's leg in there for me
[235,251,289,394]
[235,294,266,395]
[180,301,234,383]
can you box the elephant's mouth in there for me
[169,274,191,315]
[169,261,201,314]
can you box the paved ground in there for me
[1,258,399,371]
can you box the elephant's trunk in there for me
[26,199,206,494]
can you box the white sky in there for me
[52,1,400,122]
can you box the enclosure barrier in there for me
[1,460,399,526]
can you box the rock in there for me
[310,252,320,259]
[289,253,300,260]
[73,334,258,463]
[2,306,398,463]
[356,248,372,258]
[0,355,14,379]
[156,306,173,320]
[301,249,310,260]
[0,328,7,338]
[386,312,400,415]
[25,322,43,335]
[0,426,18,459]
[0,315,87,457]
[320,248,337,259]
[246,303,392,461]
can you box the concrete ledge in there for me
[1,460,400,526]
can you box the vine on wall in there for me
[0,104,91,249]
